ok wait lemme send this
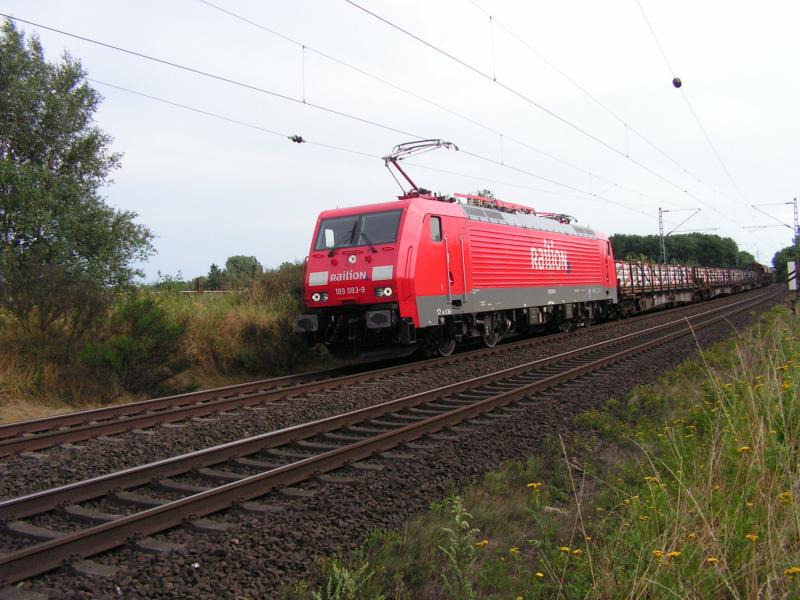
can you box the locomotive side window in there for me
[430,216,442,242]
[314,210,402,250]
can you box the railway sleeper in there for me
[233,456,285,470]
[155,478,213,494]
[113,491,170,508]
[4,520,64,542]
[368,417,417,428]
[316,474,359,485]
[71,559,119,579]
[266,448,316,460]
[296,439,345,451]
[63,504,121,524]
[190,518,230,534]
[136,537,185,555]
[347,425,392,435]
[381,412,429,422]
[279,487,315,499]
[322,432,366,443]
[196,467,248,483]
[405,442,437,451]
[424,401,472,410]
[407,407,446,416]
[427,433,462,441]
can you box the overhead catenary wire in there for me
[342,0,748,230]
[0,12,716,220]
[0,13,426,141]
[91,79,646,214]
[196,0,677,212]
[634,0,751,209]
[466,0,741,209]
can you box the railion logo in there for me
[330,271,367,282]
[530,240,569,271]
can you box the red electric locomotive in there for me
[296,141,618,357]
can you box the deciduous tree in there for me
[0,21,153,353]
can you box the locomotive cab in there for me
[296,199,416,357]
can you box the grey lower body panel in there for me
[415,285,618,326]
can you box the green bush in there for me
[81,294,186,395]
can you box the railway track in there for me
[0,286,780,586]
[0,287,775,457]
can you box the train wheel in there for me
[437,336,456,357]
[482,332,500,348]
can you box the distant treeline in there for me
[609,233,756,268]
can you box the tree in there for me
[0,21,153,353]
[772,241,799,282]
[224,255,263,289]
[737,250,756,266]
[609,232,750,267]
[206,263,225,290]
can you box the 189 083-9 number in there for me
[335,286,366,295]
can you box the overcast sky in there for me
[4,0,799,279]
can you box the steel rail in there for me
[0,289,779,585]
[0,288,776,522]
[0,287,771,456]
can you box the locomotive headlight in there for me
[383,287,393,297]
[321,292,329,301]
[311,292,321,302]
[375,287,384,297]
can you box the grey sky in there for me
[4,0,798,279]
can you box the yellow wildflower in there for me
[509,547,519,556]
[624,499,631,506]
[783,382,791,390]
[706,556,719,565]
[745,533,759,542]
[527,482,543,490]
[667,551,681,559]
[535,572,544,578]
[584,536,592,542]
[746,501,754,508]
[632,495,640,500]
[515,597,523,600]
[572,549,583,556]
[778,491,793,503]
[687,532,697,540]
[639,516,649,521]
[785,566,800,577]
[475,539,489,548]
[652,550,663,558]
[558,546,570,553]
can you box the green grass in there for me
[289,305,800,599]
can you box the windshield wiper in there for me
[358,230,378,253]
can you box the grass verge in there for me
[288,304,800,599]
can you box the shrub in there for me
[81,294,186,395]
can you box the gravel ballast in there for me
[1,289,783,598]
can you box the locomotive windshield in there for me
[315,209,403,250]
